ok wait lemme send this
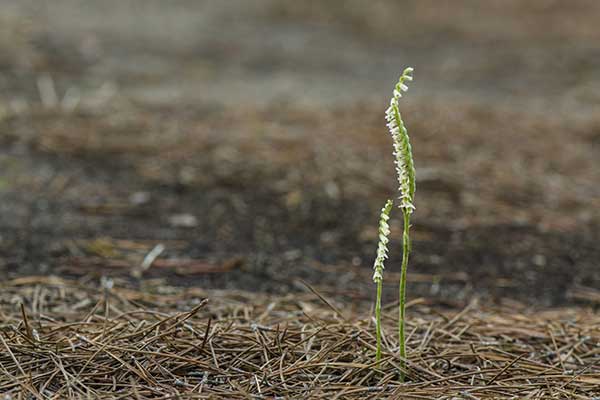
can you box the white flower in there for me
[373,200,393,283]
[386,67,416,213]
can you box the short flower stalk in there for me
[373,199,393,364]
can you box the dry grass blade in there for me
[0,277,598,398]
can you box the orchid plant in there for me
[372,67,416,379]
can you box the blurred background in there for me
[0,1,598,307]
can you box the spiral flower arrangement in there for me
[373,199,393,363]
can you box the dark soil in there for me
[1,1,599,308]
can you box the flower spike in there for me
[385,67,416,213]
[373,199,393,283]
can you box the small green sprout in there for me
[373,199,393,364]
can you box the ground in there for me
[0,1,599,398]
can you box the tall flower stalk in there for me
[385,67,416,379]
[373,199,393,364]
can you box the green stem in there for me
[399,209,411,381]
[375,279,383,365]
